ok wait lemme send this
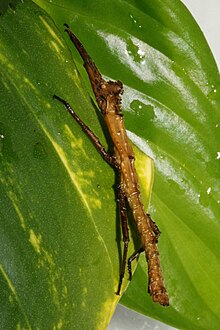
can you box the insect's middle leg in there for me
[147,213,161,241]
[116,187,130,295]
[53,95,118,168]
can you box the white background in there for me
[108,0,220,329]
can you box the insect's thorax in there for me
[104,111,145,208]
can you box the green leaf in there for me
[34,1,220,329]
[33,0,220,328]
[1,0,220,329]
[0,1,155,328]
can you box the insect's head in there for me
[95,80,123,115]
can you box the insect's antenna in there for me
[64,24,104,85]
[63,24,123,115]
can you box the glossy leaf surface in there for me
[1,0,220,329]
[34,0,220,329]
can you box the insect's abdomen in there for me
[124,178,169,306]
[105,98,169,306]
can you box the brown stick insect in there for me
[53,24,169,306]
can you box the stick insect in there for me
[54,24,169,306]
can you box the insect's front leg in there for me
[116,183,130,295]
[53,95,118,168]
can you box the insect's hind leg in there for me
[127,247,144,281]
[53,95,117,167]
[116,188,130,295]
[126,215,160,282]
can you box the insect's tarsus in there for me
[127,247,144,281]
[54,25,169,306]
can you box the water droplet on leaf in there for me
[207,81,220,101]
[130,100,155,121]
[0,123,5,153]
